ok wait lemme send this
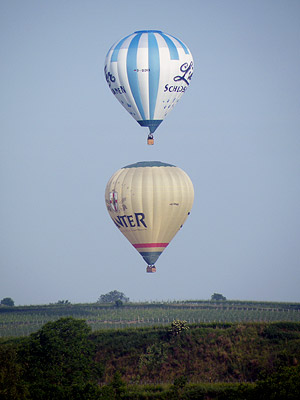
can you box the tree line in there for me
[1,291,228,308]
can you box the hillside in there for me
[1,318,300,399]
[92,321,300,383]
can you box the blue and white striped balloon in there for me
[104,30,193,136]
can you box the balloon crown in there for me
[123,161,175,169]
[134,30,163,34]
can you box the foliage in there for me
[262,322,300,342]
[138,342,168,378]
[0,297,15,307]
[92,322,300,384]
[0,343,29,399]
[254,365,300,400]
[114,300,123,307]
[169,376,188,399]
[169,319,189,336]
[56,300,71,305]
[98,290,129,304]
[1,319,300,398]
[211,293,227,301]
[109,371,127,399]
[18,317,103,399]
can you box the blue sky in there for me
[1,0,300,305]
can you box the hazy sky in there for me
[1,0,300,305]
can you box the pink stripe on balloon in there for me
[133,243,169,248]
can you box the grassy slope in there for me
[91,322,300,384]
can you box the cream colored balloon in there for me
[105,161,194,272]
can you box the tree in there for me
[98,290,129,303]
[211,293,226,301]
[0,343,29,399]
[20,317,102,398]
[114,299,123,307]
[0,297,14,306]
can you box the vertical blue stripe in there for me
[126,32,146,120]
[160,33,179,60]
[105,43,115,59]
[169,34,190,55]
[111,33,132,62]
[148,33,160,120]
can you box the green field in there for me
[1,300,300,337]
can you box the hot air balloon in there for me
[104,30,193,145]
[105,161,194,272]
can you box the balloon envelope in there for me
[104,30,193,135]
[105,161,194,271]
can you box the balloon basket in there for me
[147,138,154,145]
[146,265,156,273]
